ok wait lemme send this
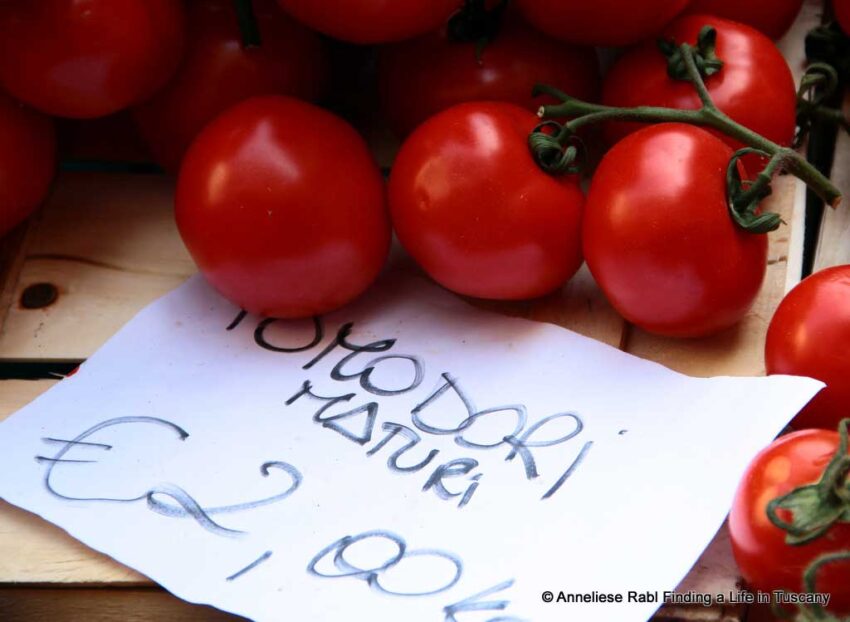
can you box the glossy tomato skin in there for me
[275,0,460,44]
[134,0,328,174]
[378,18,599,137]
[602,15,796,151]
[729,430,850,614]
[514,0,689,46]
[766,266,850,430]
[0,92,56,237]
[389,102,585,300]
[176,96,390,318]
[583,124,767,338]
[683,0,803,39]
[0,0,185,118]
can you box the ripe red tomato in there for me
[176,96,390,318]
[0,91,55,237]
[0,0,185,119]
[388,102,585,300]
[134,0,328,174]
[683,0,803,39]
[837,0,850,35]
[378,17,599,137]
[602,15,796,152]
[514,0,689,46]
[583,123,767,338]
[766,266,850,430]
[275,0,460,44]
[729,429,850,615]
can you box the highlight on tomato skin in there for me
[378,11,600,138]
[0,91,56,238]
[601,15,797,154]
[582,123,767,338]
[766,265,850,431]
[513,0,690,47]
[175,96,391,319]
[274,0,462,44]
[728,429,850,617]
[682,0,804,39]
[0,0,186,119]
[388,101,585,301]
[133,0,329,174]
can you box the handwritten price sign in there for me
[0,273,821,621]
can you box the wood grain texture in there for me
[0,588,243,621]
[0,172,194,361]
[814,92,850,271]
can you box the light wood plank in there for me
[0,173,194,361]
[814,93,850,271]
[0,588,241,621]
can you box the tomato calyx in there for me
[658,25,724,82]
[795,63,850,147]
[447,0,509,61]
[726,147,785,233]
[767,419,850,547]
[233,0,262,48]
[527,120,586,175]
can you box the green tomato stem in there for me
[535,44,843,209]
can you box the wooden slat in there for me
[814,92,850,271]
[0,173,194,361]
[0,588,241,622]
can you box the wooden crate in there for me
[0,2,842,620]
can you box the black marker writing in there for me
[443,579,521,622]
[423,459,482,508]
[367,422,440,473]
[541,440,594,500]
[148,461,302,516]
[226,550,273,582]
[308,530,462,598]
[255,316,323,353]
[39,417,303,537]
[226,309,248,331]
[504,413,584,480]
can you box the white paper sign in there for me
[0,272,821,622]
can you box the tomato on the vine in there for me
[0,0,185,118]
[601,15,796,152]
[0,91,55,237]
[134,0,328,174]
[275,0,460,44]
[683,0,803,39]
[176,96,390,318]
[513,0,689,47]
[583,123,767,338]
[766,266,850,431]
[378,12,599,137]
[729,428,850,616]
[388,102,585,300]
